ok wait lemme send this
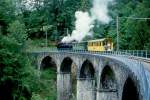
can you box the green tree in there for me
[0,0,16,34]
[7,20,27,44]
[0,34,32,99]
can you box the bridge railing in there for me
[121,50,150,58]
[63,49,150,59]
[28,46,150,59]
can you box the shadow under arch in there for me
[59,57,77,100]
[122,77,139,100]
[80,59,95,79]
[60,57,73,73]
[96,65,117,100]
[40,56,57,70]
[77,59,96,100]
[100,65,116,90]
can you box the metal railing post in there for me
[146,50,147,59]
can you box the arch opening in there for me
[100,65,116,90]
[122,77,139,100]
[40,56,57,70]
[40,56,57,99]
[60,57,77,100]
[80,60,95,79]
[60,57,73,73]
[77,59,96,100]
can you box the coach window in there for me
[88,42,91,46]
[102,42,104,46]
[89,42,91,46]
[97,42,99,46]
[95,42,98,46]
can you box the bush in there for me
[7,20,27,44]
[0,34,33,99]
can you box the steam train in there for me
[57,38,113,51]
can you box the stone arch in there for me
[100,65,116,90]
[60,57,73,73]
[122,77,139,100]
[77,59,96,100]
[40,56,57,70]
[79,59,95,79]
[58,56,77,100]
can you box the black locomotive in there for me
[57,42,73,50]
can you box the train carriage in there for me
[87,38,113,51]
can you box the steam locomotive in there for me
[57,42,73,50]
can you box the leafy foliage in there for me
[0,34,32,100]
[7,20,27,44]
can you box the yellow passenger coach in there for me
[87,38,113,51]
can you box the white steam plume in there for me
[91,0,113,24]
[62,0,113,43]
[62,11,94,43]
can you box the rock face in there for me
[32,52,150,100]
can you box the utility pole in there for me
[67,28,69,36]
[46,30,48,47]
[43,26,48,47]
[116,16,119,51]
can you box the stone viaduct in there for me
[31,51,150,100]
